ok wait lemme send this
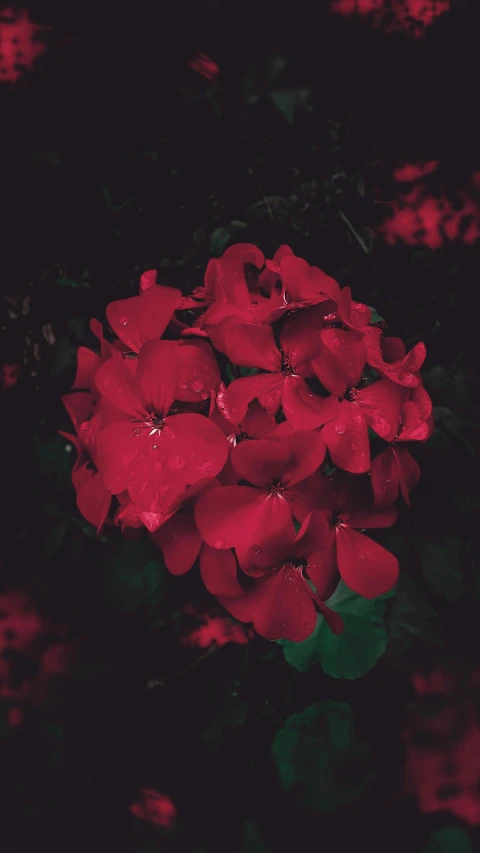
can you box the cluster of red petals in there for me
[405,667,480,825]
[0,590,76,727]
[330,0,450,38]
[0,7,48,84]
[379,165,480,249]
[62,244,431,642]
[180,604,252,648]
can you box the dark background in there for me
[1,1,480,851]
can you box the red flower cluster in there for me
[0,7,48,85]
[405,667,480,825]
[330,0,449,38]
[62,244,431,642]
[0,590,76,727]
[379,162,480,249]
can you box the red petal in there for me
[224,323,282,372]
[152,509,202,575]
[106,286,182,353]
[396,401,430,441]
[321,401,370,473]
[231,439,289,487]
[279,306,333,377]
[214,256,251,308]
[162,412,229,482]
[200,545,243,596]
[357,379,405,441]
[316,600,344,635]
[336,527,399,598]
[227,373,284,421]
[312,329,366,397]
[136,339,178,416]
[62,392,94,433]
[97,421,149,494]
[371,447,399,509]
[410,384,432,419]
[382,337,406,361]
[240,401,277,438]
[281,430,326,487]
[220,566,318,641]
[176,339,220,402]
[395,446,421,505]
[72,348,101,391]
[76,471,111,532]
[139,269,157,291]
[195,485,263,548]
[282,376,340,430]
[95,359,147,419]
[222,243,265,268]
[305,545,339,599]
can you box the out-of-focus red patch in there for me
[189,52,219,81]
[0,7,48,84]
[130,788,177,829]
[0,590,78,717]
[393,161,440,183]
[181,604,252,648]
[7,705,23,727]
[1,362,20,391]
[378,168,480,249]
[330,0,450,38]
[405,667,480,825]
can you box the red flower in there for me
[95,340,228,512]
[194,432,326,556]
[203,514,343,642]
[311,471,399,598]
[189,52,219,81]
[225,311,340,430]
[321,378,406,473]
[364,327,426,387]
[370,386,432,507]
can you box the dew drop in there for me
[192,380,204,393]
[331,336,340,346]
[335,424,345,435]
[119,316,129,326]
[180,382,188,390]
[401,373,415,386]
[103,378,110,387]
[214,539,225,549]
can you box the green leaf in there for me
[272,700,373,812]
[96,540,171,619]
[367,306,384,324]
[239,366,260,377]
[418,537,465,602]
[209,221,248,256]
[279,581,394,679]
[270,88,311,123]
[423,827,472,853]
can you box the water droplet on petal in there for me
[119,316,128,326]
[335,424,345,435]
[103,378,110,387]
[180,383,188,390]
[214,539,225,549]
[192,380,204,393]
[401,373,415,386]
[331,336,340,346]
